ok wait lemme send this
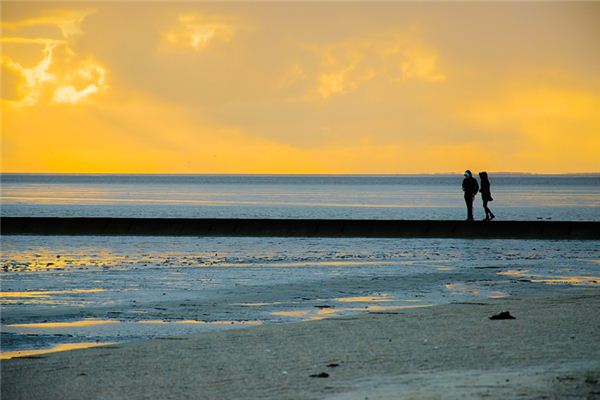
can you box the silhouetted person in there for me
[479,171,495,221]
[462,170,479,221]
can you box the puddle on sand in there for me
[272,304,432,321]
[272,310,311,318]
[444,283,480,296]
[1,289,108,306]
[235,302,284,307]
[137,320,262,325]
[0,289,106,298]
[270,293,432,321]
[498,270,600,285]
[335,294,396,303]
[7,319,119,328]
[1,342,114,360]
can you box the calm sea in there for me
[1,174,599,220]
[2,173,599,354]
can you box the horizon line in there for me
[1,172,599,177]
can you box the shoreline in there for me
[3,288,599,399]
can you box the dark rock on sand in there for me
[309,372,329,378]
[490,311,515,320]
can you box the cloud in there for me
[318,66,356,99]
[1,10,95,39]
[1,41,58,106]
[277,64,306,89]
[1,10,107,107]
[299,31,446,100]
[161,14,238,51]
[399,48,446,83]
[52,60,107,104]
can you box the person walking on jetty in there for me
[462,170,479,221]
[479,171,495,221]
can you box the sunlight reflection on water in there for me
[0,342,114,360]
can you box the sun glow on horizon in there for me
[2,2,599,173]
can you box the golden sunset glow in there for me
[2,2,599,173]
[0,342,114,360]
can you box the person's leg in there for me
[465,195,473,220]
[488,201,495,220]
[483,200,490,220]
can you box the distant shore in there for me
[2,289,599,399]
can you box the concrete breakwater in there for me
[1,217,598,239]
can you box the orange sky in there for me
[2,2,599,173]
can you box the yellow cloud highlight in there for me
[318,66,356,99]
[400,48,446,82]
[1,10,107,107]
[307,31,446,100]
[52,60,107,104]
[1,10,95,39]
[161,14,237,51]
[2,41,58,106]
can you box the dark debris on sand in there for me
[489,311,516,320]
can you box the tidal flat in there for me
[1,236,598,356]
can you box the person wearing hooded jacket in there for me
[478,171,495,221]
[462,170,479,221]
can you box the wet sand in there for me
[2,289,599,399]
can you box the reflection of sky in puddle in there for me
[6,319,262,329]
[488,291,509,299]
[445,283,480,296]
[1,289,107,306]
[0,342,113,360]
[137,320,262,325]
[1,318,265,355]
[272,304,432,321]
[335,294,396,303]
[2,248,404,272]
[434,266,456,271]
[1,249,122,271]
[236,302,284,307]
[218,260,399,268]
[1,289,105,298]
[272,311,310,318]
[8,319,118,328]
[498,270,600,285]
[444,282,510,299]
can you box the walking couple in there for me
[462,170,495,221]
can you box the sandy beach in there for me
[2,288,599,399]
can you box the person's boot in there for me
[489,213,495,221]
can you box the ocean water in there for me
[1,174,599,357]
[1,174,599,220]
